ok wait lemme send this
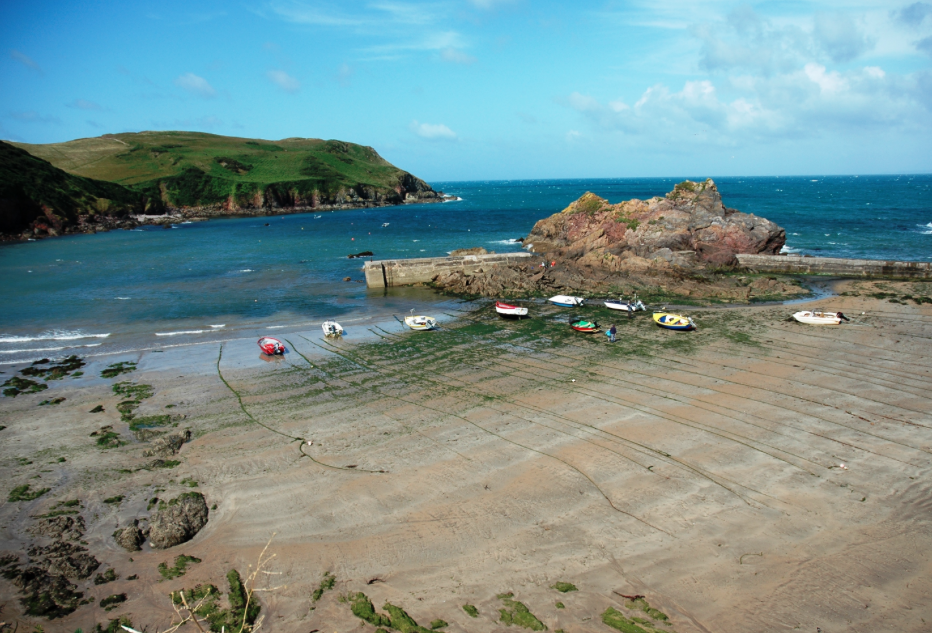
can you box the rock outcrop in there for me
[525,179,785,267]
[148,492,209,549]
[431,180,802,302]
[113,521,147,552]
[142,429,191,458]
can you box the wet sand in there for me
[1,279,931,632]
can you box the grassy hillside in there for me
[12,132,437,210]
[0,141,160,237]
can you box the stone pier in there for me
[737,253,932,279]
[364,252,532,288]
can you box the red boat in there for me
[570,319,601,333]
[258,336,285,355]
[495,301,528,317]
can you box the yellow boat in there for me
[652,312,696,331]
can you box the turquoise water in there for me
[1,175,929,363]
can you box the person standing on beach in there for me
[609,324,617,343]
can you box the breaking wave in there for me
[918,222,932,235]
[0,331,110,344]
[155,330,207,336]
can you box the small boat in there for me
[793,310,849,325]
[549,295,585,307]
[653,312,696,331]
[404,315,438,330]
[495,301,528,317]
[570,319,601,333]
[322,320,344,336]
[258,336,285,355]
[605,298,646,313]
[382,222,390,227]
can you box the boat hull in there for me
[258,337,285,355]
[495,302,528,317]
[793,311,843,325]
[322,321,344,336]
[652,313,695,331]
[570,320,600,333]
[549,295,585,307]
[404,316,438,330]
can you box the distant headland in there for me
[0,132,445,241]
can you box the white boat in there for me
[404,315,438,330]
[549,295,585,307]
[322,320,344,336]
[605,298,646,313]
[793,310,849,325]
[495,301,529,317]
[382,222,390,227]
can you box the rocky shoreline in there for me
[1,194,449,243]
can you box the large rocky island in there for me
[433,179,804,302]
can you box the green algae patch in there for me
[463,604,479,618]
[100,593,127,611]
[498,592,546,631]
[430,619,448,629]
[171,570,259,633]
[551,582,577,593]
[349,592,391,628]
[312,571,335,602]
[383,602,433,633]
[555,602,564,609]
[8,484,51,502]
[21,355,85,380]
[625,597,669,622]
[602,607,650,633]
[101,362,137,379]
[2,376,48,397]
[158,554,201,580]
[94,616,134,633]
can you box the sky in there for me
[2,0,932,180]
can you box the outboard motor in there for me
[836,312,850,322]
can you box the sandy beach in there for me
[1,279,931,632]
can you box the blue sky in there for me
[2,1,932,180]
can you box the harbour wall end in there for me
[737,254,932,279]
[364,252,532,288]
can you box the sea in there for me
[1,175,930,365]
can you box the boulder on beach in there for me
[142,429,191,457]
[113,521,148,552]
[525,179,785,267]
[148,492,209,549]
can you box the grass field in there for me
[13,132,432,209]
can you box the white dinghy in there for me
[792,310,849,325]
[404,315,438,331]
[322,320,344,336]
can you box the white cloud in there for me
[67,99,103,111]
[174,73,217,98]
[441,47,476,64]
[336,63,353,87]
[10,50,42,73]
[267,69,300,93]
[409,120,457,140]
[9,111,60,124]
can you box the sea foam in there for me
[155,330,207,336]
[919,222,932,235]
[0,331,110,344]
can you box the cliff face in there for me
[0,141,162,240]
[525,179,785,267]
[13,132,444,216]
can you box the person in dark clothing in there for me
[609,324,617,343]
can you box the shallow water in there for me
[1,175,929,364]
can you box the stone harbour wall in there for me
[364,252,532,288]
[737,254,932,279]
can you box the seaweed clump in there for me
[498,592,546,631]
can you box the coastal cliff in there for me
[11,132,444,229]
[0,141,162,240]
[432,180,802,302]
